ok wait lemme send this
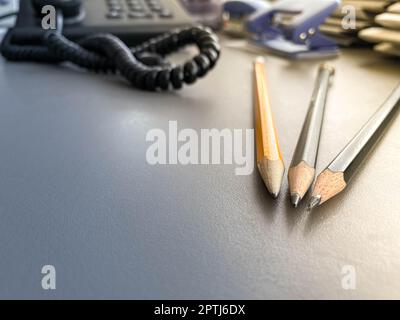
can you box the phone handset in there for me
[0,0,221,91]
[32,0,82,17]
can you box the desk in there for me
[0,37,399,299]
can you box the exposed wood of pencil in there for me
[288,161,315,199]
[311,169,347,205]
[253,58,285,197]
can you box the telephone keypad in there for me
[105,0,175,19]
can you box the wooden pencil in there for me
[253,57,285,198]
[307,83,400,211]
[288,64,335,207]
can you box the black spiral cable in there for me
[0,25,221,91]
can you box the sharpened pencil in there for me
[307,83,400,211]
[253,57,285,198]
[288,64,335,207]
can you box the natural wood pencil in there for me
[253,57,285,198]
[307,83,400,211]
[288,64,335,207]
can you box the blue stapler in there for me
[246,0,341,59]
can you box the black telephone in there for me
[12,0,195,45]
[1,0,221,91]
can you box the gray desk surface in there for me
[0,38,399,299]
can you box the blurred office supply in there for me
[180,0,223,29]
[359,1,400,57]
[222,0,270,37]
[388,1,400,12]
[246,0,340,59]
[321,0,397,46]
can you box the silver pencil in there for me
[308,83,400,211]
[288,64,335,207]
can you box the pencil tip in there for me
[290,193,301,208]
[307,195,321,212]
[258,159,285,201]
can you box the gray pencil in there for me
[288,64,335,207]
[307,83,400,211]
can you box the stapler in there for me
[246,0,341,59]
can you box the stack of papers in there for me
[320,0,397,46]
[359,2,400,56]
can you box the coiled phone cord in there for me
[0,25,221,91]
